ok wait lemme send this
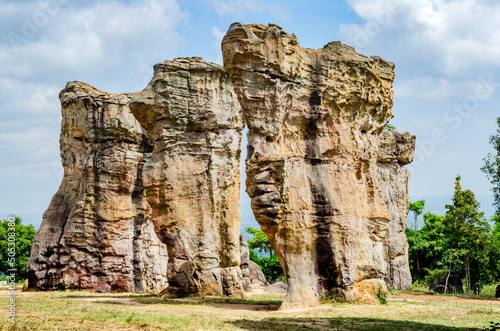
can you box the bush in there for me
[0,217,36,281]
[248,248,284,283]
[375,289,388,304]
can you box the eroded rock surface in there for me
[240,235,252,292]
[27,24,414,306]
[377,130,416,290]
[27,82,168,292]
[129,57,245,297]
[222,23,407,308]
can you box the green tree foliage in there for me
[245,227,274,258]
[245,227,284,283]
[406,212,446,279]
[444,176,491,293]
[409,200,425,231]
[481,117,500,214]
[0,217,36,281]
[385,123,397,131]
[407,178,500,293]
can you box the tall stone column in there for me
[377,130,416,290]
[223,23,400,308]
[27,82,168,292]
[130,57,245,297]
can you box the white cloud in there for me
[211,26,225,64]
[1,0,187,90]
[0,0,188,217]
[339,0,500,76]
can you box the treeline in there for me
[408,118,500,293]
[407,177,500,293]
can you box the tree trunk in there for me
[414,211,418,231]
[465,257,471,294]
[444,263,452,294]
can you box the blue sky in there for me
[2,0,500,228]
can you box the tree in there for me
[0,217,36,281]
[406,212,446,279]
[245,227,284,283]
[444,176,491,294]
[409,200,425,231]
[245,227,274,258]
[481,117,500,214]
[385,123,397,131]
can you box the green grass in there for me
[0,288,498,330]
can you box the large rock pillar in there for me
[222,23,399,308]
[130,57,245,297]
[377,130,416,290]
[27,82,168,292]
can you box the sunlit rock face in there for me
[27,24,415,306]
[129,57,245,298]
[27,82,168,292]
[222,23,409,308]
[377,130,416,290]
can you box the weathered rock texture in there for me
[222,23,413,308]
[27,82,168,292]
[28,23,414,307]
[377,131,415,290]
[240,235,252,292]
[129,57,245,297]
[249,261,269,287]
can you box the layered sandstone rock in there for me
[240,235,252,292]
[28,24,414,307]
[27,82,168,292]
[129,57,245,297]
[377,130,416,290]
[222,23,404,308]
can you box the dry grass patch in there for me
[0,289,497,330]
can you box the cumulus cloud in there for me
[211,26,225,64]
[0,0,188,218]
[339,0,500,77]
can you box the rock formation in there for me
[240,235,252,291]
[129,57,245,297]
[27,23,415,307]
[377,130,415,290]
[249,261,270,287]
[27,82,168,292]
[222,23,412,308]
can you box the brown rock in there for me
[265,281,287,294]
[222,23,406,308]
[249,260,270,287]
[377,130,415,290]
[240,235,252,292]
[27,82,168,292]
[129,57,245,298]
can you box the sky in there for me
[1,0,500,229]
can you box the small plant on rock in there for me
[375,288,388,304]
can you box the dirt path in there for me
[389,294,500,305]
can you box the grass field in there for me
[0,285,499,330]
